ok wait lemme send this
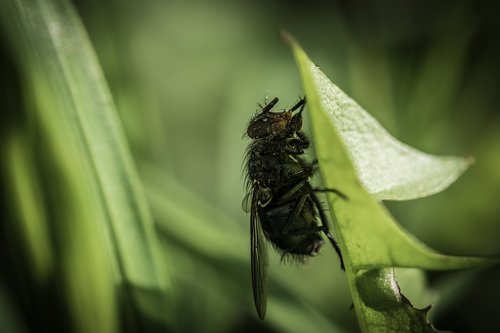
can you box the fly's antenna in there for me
[261,97,279,114]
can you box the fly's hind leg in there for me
[281,193,307,235]
[309,191,345,270]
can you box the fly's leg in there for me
[274,180,308,204]
[275,182,347,234]
[290,97,306,113]
[284,226,325,235]
[309,191,345,270]
[273,180,315,235]
[281,194,307,235]
[312,188,348,200]
[285,132,310,155]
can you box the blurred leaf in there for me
[0,0,170,331]
[3,130,53,283]
[269,297,348,333]
[144,165,247,262]
[0,281,28,333]
[285,33,498,332]
[0,0,166,288]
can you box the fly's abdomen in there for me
[258,198,324,257]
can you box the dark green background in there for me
[1,0,499,332]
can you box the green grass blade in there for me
[3,131,54,283]
[0,0,168,309]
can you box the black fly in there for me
[243,96,345,319]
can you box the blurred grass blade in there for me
[3,130,53,283]
[143,164,247,261]
[0,281,28,333]
[0,0,168,300]
[269,298,349,333]
[285,33,499,332]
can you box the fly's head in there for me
[247,97,304,139]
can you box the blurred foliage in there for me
[0,0,499,332]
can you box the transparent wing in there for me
[250,191,269,319]
[242,191,252,213]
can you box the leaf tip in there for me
[465,155,476,165]
[279,29,296,46]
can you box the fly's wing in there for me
[250,191,269,319]
[242,191,252,213]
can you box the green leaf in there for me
[394,268,437,309]
[290,40,473,202]
[355,269,442,333]
[283,33,498,332]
